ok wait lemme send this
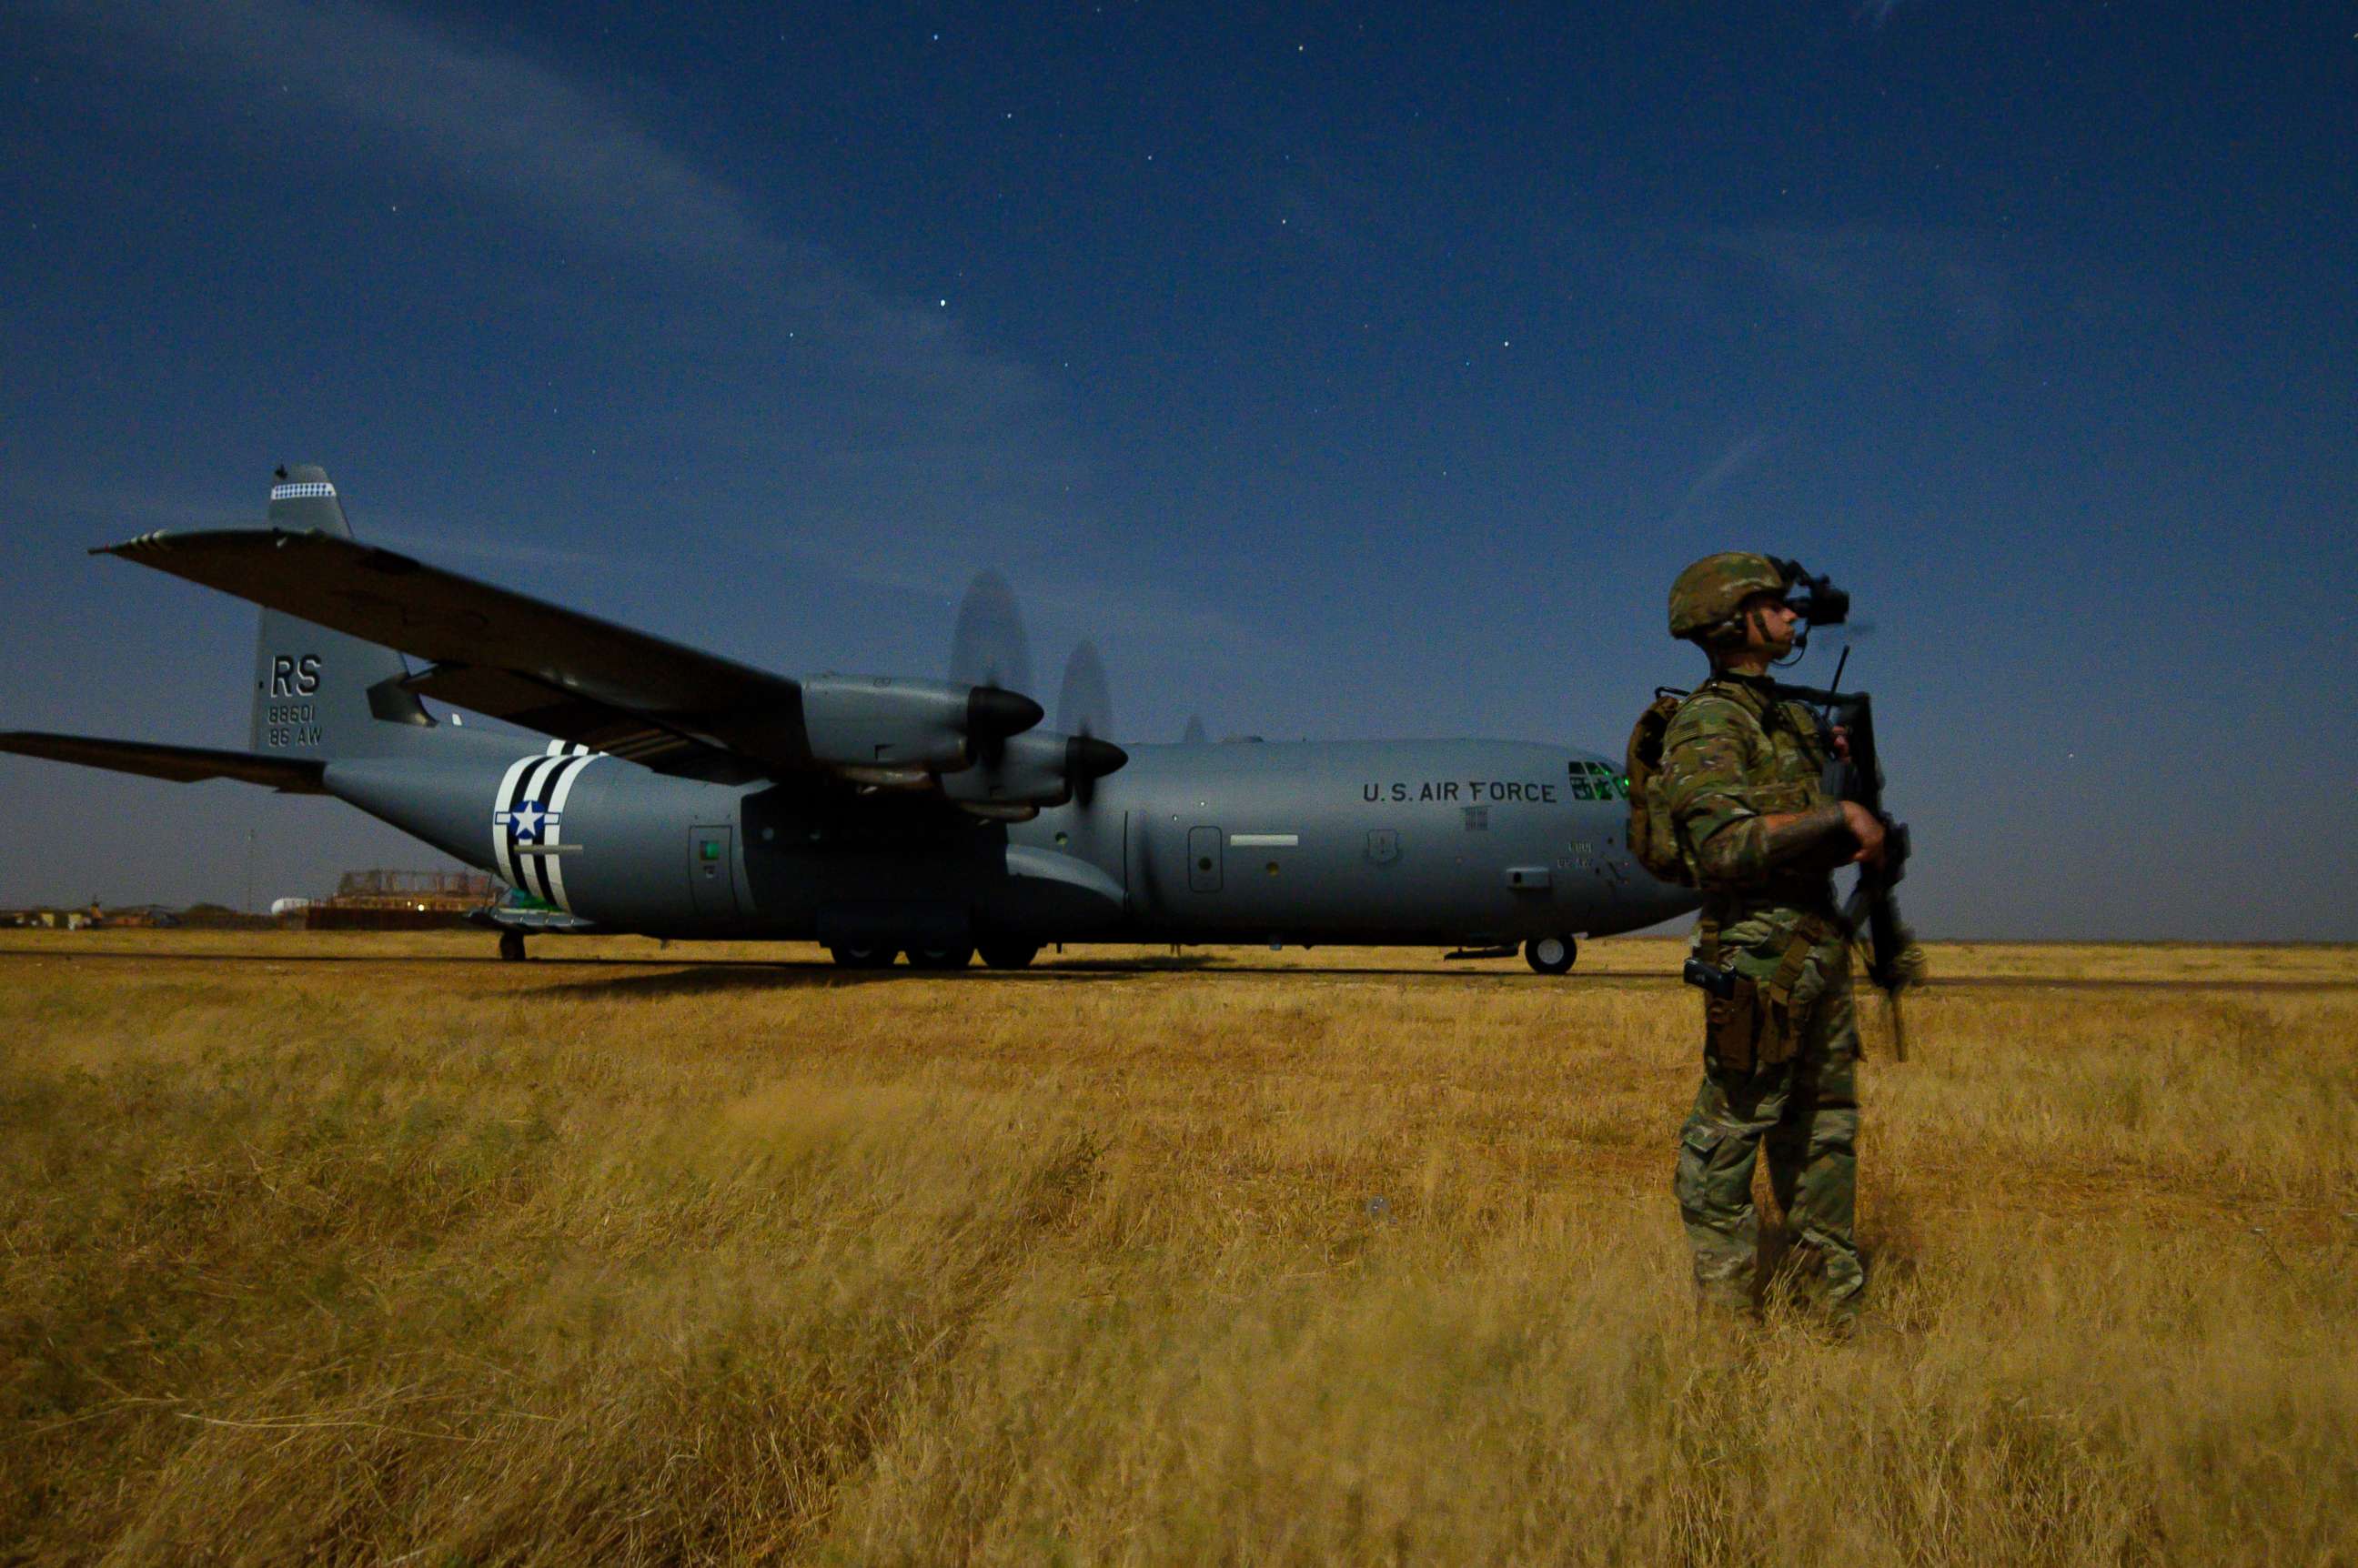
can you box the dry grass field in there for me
[3,930,2353,1565]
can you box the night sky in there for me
[2,2,2352,939]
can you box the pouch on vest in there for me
[1706,978,1760,1071]
[1750,916,1835,1067]
[1753,991,1801,1067]
[1625,689,1695,886]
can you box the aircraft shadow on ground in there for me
[550,954,1234,1000]
[547,957,1696,1000]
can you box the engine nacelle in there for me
[940,729,1126,808]
[798,676,1041,773]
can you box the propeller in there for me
[945,569,1126,811]
[950,569,1035,764]
[948,568,1035,694]
[1055,640,1112,739]
[1063,731,1127,808]
[1055,641,1118,808]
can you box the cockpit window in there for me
[1573,760,1625,800]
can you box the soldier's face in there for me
[1739,595,1799,657]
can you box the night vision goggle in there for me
[1766,558,1849,628]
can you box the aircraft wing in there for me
[102,529,836,783]
[0,731,328,793]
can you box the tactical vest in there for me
[1626,674,1829,891]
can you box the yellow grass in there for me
[3,932,2353,1564]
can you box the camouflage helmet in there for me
[1668,552,1791,639]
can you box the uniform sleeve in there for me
[1660,697,1769,886]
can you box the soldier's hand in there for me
[1840,800,1887,868]
[1829,724,1852,762]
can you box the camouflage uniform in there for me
[1661,670,1863,1317]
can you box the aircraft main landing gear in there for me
[906,943,975,971]
[498,929,527,963]
[977,940,1040,970]
[828,942,899,970]
[1524,934,1577,975]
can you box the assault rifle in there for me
[1768,661,1918,1060]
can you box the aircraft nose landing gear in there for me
[1524,934,1576,975]
[498,929,528,963]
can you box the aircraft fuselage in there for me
[326,731,1697,952]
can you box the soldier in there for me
[1660,553,1885,1320]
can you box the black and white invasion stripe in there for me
[491,741,599,910]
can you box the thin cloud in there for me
[1704,225,2014,356]
[761,529,1300,679]
[34,0,761,263]
[1674,429,1775,518]
[28,0,1083,567]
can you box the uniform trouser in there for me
[1672,936,1861,1313]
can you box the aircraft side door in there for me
[1187,825,1223,892]
[688,824,740,917]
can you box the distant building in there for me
[301,868,494,930]
[1,902,183,930]
[3,903,106,930]
[328,868,493,908]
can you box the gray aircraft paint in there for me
[4,467,1698,962]
[322,734,1691,948]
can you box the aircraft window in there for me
[1569,777,1594,799]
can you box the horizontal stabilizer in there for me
[0,731,328,793]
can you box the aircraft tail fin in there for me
[248,465,436,759]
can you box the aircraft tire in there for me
[1525,934,1577,975]
[976,940,1040,970]
[829,942,899,970]
[906,943,975,971]
[498,929,527,963]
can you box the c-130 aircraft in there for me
[1,467,1697,971]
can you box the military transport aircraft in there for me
[1,467,1697,971]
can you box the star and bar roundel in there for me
[493,742,600,910]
